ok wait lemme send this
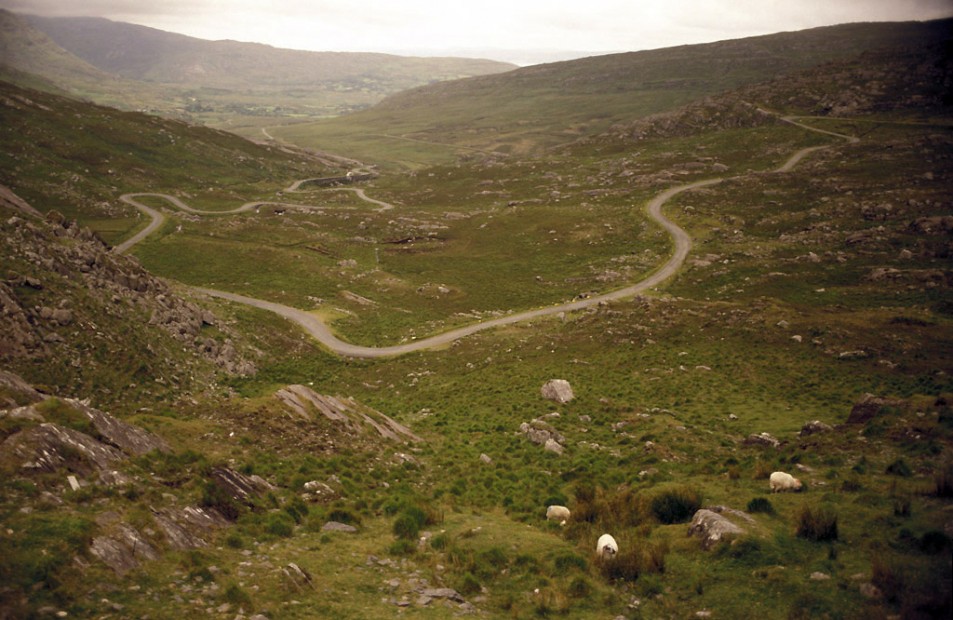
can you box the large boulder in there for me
[67,398,170,456]
[541,379,574,404]
[1,423,123,476]
[688,508,747,549]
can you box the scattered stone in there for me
[859,582,883,600]
[743,432,780,449]
[544,438,564,455]
[811,572,831,581]
[479,453,493,464]
[540,379,574,404]
[800,420,833,436]
[302,480,338,503]
[321,521,357,533]
[282,563,314,591]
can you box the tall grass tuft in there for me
[651,486,702,524]
[796,504,838,542]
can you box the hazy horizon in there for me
[2,0,951,65]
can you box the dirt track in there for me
[115,117,854,358]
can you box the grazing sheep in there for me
[596,533,618,558]
[769,471,803,493]
[546,505,571,525]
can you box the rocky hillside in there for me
[0,368,425,618]
[0,191,256,409]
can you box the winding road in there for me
[115,116,855,358]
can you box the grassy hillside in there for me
[274,19,953,168]
[0,80,332,244]
[6,11,513,126]
[1,20,951,620]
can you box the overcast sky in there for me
[3,0,951,64]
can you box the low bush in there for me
[265,512,294,537]
[746,497,774,514]
[553,552,587,573]
[393,513,421,540]
[651,486,702,524]
[885,459,912,477]
[796,504,838,542]
[597,541,667,582]
[388,539,416,556]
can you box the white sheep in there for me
[545,505,571,525]
[769,471,803,493]
[596,533,618,558]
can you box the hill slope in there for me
[274,18,953,166]
[4,11,514,123]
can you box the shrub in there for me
[265,512,294,537]
[651,486,701,524]
[920,530,951,554]
[746,497,774,514]
[871,555,904,604]
[200,481,242,521]
[886,459,912,477]
[796,505,838,542]
[567,576,592,599]
[393,513,421,540]
[457,572,481,596]
[224,532,244,549]
[328,508,361,525]
[284,497,309,524]
[223,583,253,609]
[932,464,953,497]
[431,532,450,550]
[388,539,416,556]
[597,541,666,582]
[753,459,773,480]
[553,553,587,573]
[892,496,911,517]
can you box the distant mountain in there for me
[23,14,515,89]
[0,10,515,122]
[275,18,953,162]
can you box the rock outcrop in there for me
[275,384,422,443]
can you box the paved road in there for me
[115,116,855,358]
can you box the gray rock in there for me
[688,509,746,549]
[207,467,274,505]
[0,369,45,407]
[321,521,357,533]
[800,420,833,436]
[1,423,123,475]
[479,453,493,464]
[541,379,574,404]
[67,398,170,456]
[544,438,565,455]
[743,432,780,449]
[419,588,464,603]
[89,523,158,576]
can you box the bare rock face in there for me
[89,522,159,576]
[275,385,423,443]
[1,423,123,476]
[0,368,44,407]
[688,508,747,549]
[207,466,274,506]
[153,506,229,551]
[67,398,170,456]
[541,379,574,404]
